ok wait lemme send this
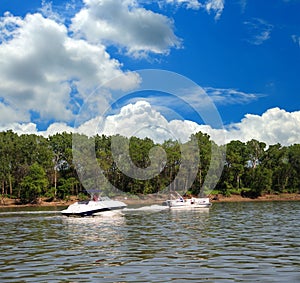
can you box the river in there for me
[0,201,299,282]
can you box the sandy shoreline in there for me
[1,193,299,209]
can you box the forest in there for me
[0,130,299,203]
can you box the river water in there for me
[0,201,299,282]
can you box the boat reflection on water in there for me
[169,206,210,214]
[167,205,211,237]
[62,210,126,226]
[62,211,126,244]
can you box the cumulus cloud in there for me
[0,122,38,136]
[0,102,29,124]
[103,104,300,146]
[75,100,222,144]
[87,102,300,146]
[225,108,300,146]
[2,101,299,146]
[0,2,298,149]
[0,12,23,43]
[41,122,75,136]
[244,18,273,45]
[0,12,138,127]
[74,102,300,146]
[101,101,171,143]
[71,0,181,57]
[103,85,261,130]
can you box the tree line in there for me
[0,130,299,203]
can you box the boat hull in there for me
[61,199,127,217]
[164,197,212,209]
[168,203,211,209]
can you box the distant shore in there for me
[209,193,300,203]
[1,193,299,209]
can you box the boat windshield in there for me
[78,200,89,204]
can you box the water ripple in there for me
[0,202,299,282]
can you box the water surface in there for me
[0,201,299,282]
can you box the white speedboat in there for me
[164,192,212,209]
[61,196,127,217]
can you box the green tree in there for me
[56,177,79,199]
[48,132,74,198]
[250,167,273,197]
[217,140,247,196]
[189,132,212,196]
[0,131,19,196]
[242,139,267,196]
[246,139,266,169]
[287,144,300,192]
[19,163,49,203]
[261,144,290,193]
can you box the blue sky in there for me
[0,0,299,145]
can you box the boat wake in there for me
[0,211,61,216]
[124,204,168,212]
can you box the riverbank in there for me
[1,193,300,208]
[210,193,300,203]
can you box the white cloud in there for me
[162,0,202,10]
[204,87,263,104]
[0,122,38,135]
[39,0,64,23]
[225,108,300,146]
[0,121,73,137]
[292,34,300,48]
[92,103,300,146]
[0,2,298,148]
[244,18,273,45]
[0,102,29,124]
[204,0,225,20]
[239,0,247,13]
[103,85,261,130]
[161,0,225,20]
[0,12,23,42]
[78,102,300,146]
[0,12,138,126]
[42,122,75,136]
[71,0,181,58]
[102,101,171,143]
[2,102,299,146]
[145,85,261,115]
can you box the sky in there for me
[0,0,300,146]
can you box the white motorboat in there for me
[164,192,212,209]
[61,195,127,217]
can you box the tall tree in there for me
[217,140,247,196]
[287,144,300,192]
[189,132,212,196]
[0,131,19,196]
[48,132,73,198]
[246,139,266,169]
[19,162,49,203]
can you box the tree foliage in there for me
[19,162,49,203]
[0,130,299,203]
